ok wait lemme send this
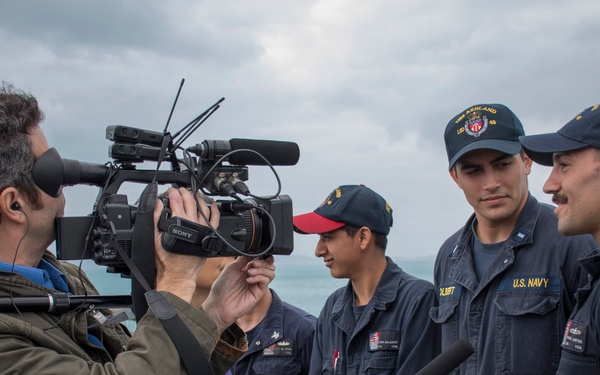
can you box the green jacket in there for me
[0,251,247,374]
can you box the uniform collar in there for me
[245,289,285,354]
[578,250,600,279]
[333,257,402,316]
[452,193,540,260]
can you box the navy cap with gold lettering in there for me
[293,184,393,235]
[519,104,600,166]
[444,104,525,170]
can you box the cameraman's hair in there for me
[343,225,388,253]
[0,83,45,209]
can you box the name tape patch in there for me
[263,339,295,357]
[498,275,561,292]
[438,284,462,299]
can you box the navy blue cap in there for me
[444,104,525,169]
[519,104,600,166]
[293,185,393,235]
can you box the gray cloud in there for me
[1,0,599,261]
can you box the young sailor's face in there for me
[315,228,362,279]
[451,149,531,229]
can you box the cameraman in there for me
[0,83,275,374]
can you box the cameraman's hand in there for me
[153,187,220,303]
[202,256,275,333]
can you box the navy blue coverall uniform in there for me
[557,251,600,374]
[430,194,596,374]
[226,289,316,375]
[309,257,440,375]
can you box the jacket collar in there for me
[0,251,69,295]
[451,193,540,260]
[329,257,403,338]
[332,257,402,318]
[247,289,285,352]
[578,250,600,279]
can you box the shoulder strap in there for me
[108,182,215,375]
[146,290,215,375]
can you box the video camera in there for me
[31,98,299,278]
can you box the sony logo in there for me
[171,228,193,239]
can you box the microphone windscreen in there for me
[228,138,300,166]
[414,339,474,375]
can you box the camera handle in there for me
[157,209,225,257]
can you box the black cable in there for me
[176,150,280,257]
[8,208,30,320]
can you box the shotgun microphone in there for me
[187,138,300,166]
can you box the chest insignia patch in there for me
[562,320,586,353]
[369,330,400,351]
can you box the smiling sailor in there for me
[519,103,600,374]
[294,184,440,375]
[431,103,597,374]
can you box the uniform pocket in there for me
[495,292,560,374]
[430,297,460,351]
[361,352,398,374]
[252,357,301,375]
[321,356,343,374]
[556,350,600,374]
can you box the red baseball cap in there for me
[293,185,393,235]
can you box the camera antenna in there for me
[163,78,185,133]
[172,102,222,150]
[151,79,187,182]
[171,97,225,149]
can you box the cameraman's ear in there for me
[0,188,24,221]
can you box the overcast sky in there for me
[1,0,599,261]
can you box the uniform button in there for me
[504,259,508,263]
[255,340,261,346]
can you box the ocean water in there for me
[269,255,435,317]
[77,255,435,319]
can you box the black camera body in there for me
[33,120,299,278]
[158,195,294,258]
[54,193,294,276]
